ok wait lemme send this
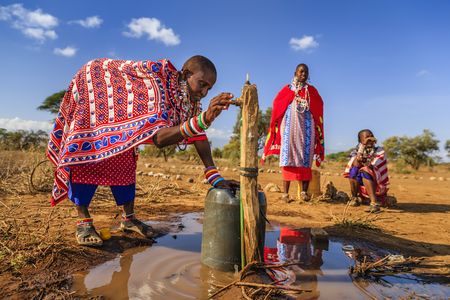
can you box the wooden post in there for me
[237,80,262,264]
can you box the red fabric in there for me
[70,148,136,185]
[281,167,312,181]
[47,58,206,206]
[261,84,324,166]
[279,228,309,244]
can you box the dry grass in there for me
[0,150,48,196]
[330,202,381,231]
[0,198,75,273]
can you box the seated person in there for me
[343,129,390,213]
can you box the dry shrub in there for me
[0,150,48,196]
[330,202,380,231]
[0,198,74,273]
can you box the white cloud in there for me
[54,46,77,57]
[289,35,319,51]
[207,127,232,140]
[69,16,103,28]
[416,69,430,77]
[123,17,180,46]
[0,3,58,42]
[0,117,52,132]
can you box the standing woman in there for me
[262,64,324,202]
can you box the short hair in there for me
[182,55,217,76]
[295,63,309,73]
[358,129,374,143]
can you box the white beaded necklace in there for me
[291,78,310,113]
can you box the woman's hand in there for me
[203,93,234,125]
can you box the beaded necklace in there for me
[291,77,310,113]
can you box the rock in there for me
[259,168,264,173]
[334,173,340,176]
[136,171,143,175]
[323,181,337,200]
[385,195,398,207]
[175,175,182,181]
[278,170,282,174]
[402,176,409,179]
[325,172,331,176]
[438,177,445,181]
[232,168,237,172]
[170,165,176,169]
[263,183,281,193]
[147,171,154,176]
[164,175,170,180]
[144,163,151,168]
[202,179,208,184]
[419,177,423,180]
[335,191,350,203]
[187,178,194,183]
[224,167,229,171]
[429,177,436,181]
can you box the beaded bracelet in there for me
[76,218,93,226]
[204,166,225,187]
[180,112,208,138]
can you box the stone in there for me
[224,167,229,171]
[323,181,337,200]
[187,178,194,183]
[176,175,182,181]
[335,191,350,203]
[259,168,264,173]
[263,183,281,193]
[232,168,237,172]
[402,176,409,179]
[385,195,398,207]
[144,163,151,168]
[136,171,143,175]
[202,179,208,184]
[429,177,436,181]
[438,177,445,181]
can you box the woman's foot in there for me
[281,193,294,203]
[365,204,381,214]
[120,218,158,239]
[348,196,361,207]
[76,219,103,247]
[300,191,311,202]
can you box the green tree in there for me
[446,140,450,158]
[383,129,440,170]
[37,90,66,114]
[212,147,223,158]
[326,150,352,162]
[140,144,177,162]
[222,107,272,159]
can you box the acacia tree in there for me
[446,140,450,158]
[383,129,440,170]
[222,107,272,160]
[37,90,66,114]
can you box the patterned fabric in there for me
[262,84,324,167]
[47,58,203,206]
[70,148,137,185]
[279,103,315,168]
[343,146,390,198]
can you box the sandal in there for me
[76,219,103,247]
[300,191,311,202]
[120,217,158,239]
[348,196,361,207]
[281,193,294,204]
[365,204,381,214]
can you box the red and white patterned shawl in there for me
[343,146,390,197]
[47,58,203,206]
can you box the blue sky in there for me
[0,0,449,158]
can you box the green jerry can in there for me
[201,188,267,272]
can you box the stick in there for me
[208,279,239,299]
[235,282,312,292]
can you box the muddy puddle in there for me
[72,213,450,299]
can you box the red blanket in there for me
[261,84,324,166]
[47,58,204,206]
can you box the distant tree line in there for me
[0,128,48,151]
[37,90,450,166]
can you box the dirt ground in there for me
[0,153,449,299]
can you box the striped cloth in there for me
[47,58,204,206]
[343,146,390,198]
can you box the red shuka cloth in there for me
[261,84,324,167]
